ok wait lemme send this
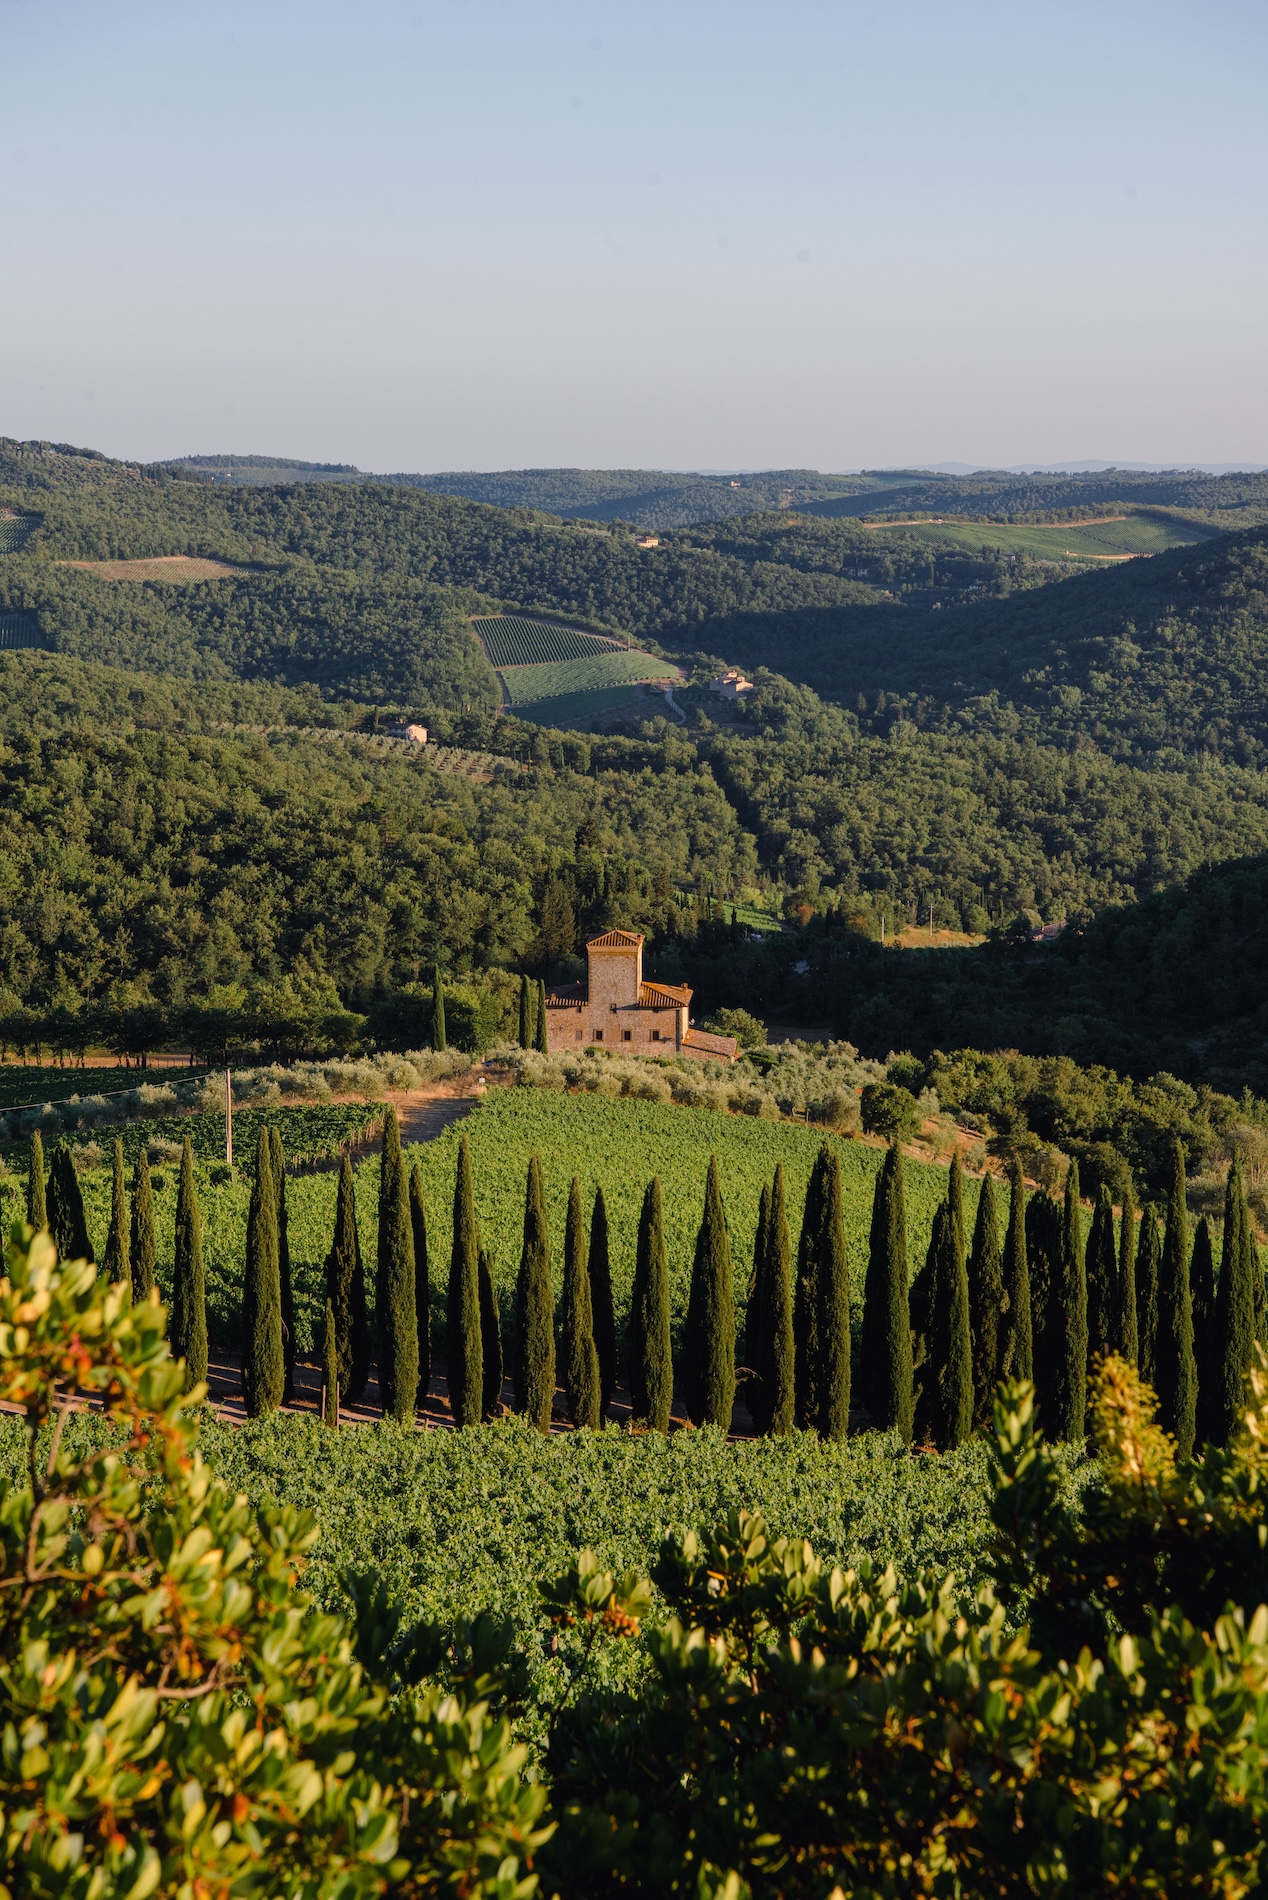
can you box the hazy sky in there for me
[6,0,1267,471]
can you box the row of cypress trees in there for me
[517,974,550,1053]
[850,1139,1266,1454]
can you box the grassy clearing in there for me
[58,555,249,582]
[871,510,1215,561]
[500,649,676,703]
[508,684,650,727]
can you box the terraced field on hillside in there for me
[472,612,678,716]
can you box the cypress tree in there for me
[478,1246,503,1419]
[1212,1158,1256,1444]
[746,1179,773,1431]
[326,1155,370,1406]
[1136,1205,1162,1388]
[1026,1192,1063,1431]
[1251,1201,1266,1347]
[1050,1161,1088,1443]
[909,1214,939,1444]
[588,1187,617,1420]
[322,1297,339,1428]
[101,1137,129,1287]
[518,973,534,1050]
[629,1176,672,1431]
[1156,1141,1197,1458]
[859,1144,913,1441]
[1117,1182,1139,1365]
[129,1151,157,1304]
[967,1171,1005,1432]
[1085,1184,1118,1369]
[534,979,549,1055]
[242,1128,283,1418]
[560,1177,601,1427]
[793,1148,828,1429]
[376,1108,418,1423]
[171,1137,207,1394]
[1000,1157,1032,1381]
[431,964,447,1052]
[269,1127,295,1404]
[683,1154,737,1430]
[47,1141,93,1264]
[514,1155,555,1428]
[1190,1215,1217,1444]
[930,1182,973,1450]
[447,1132,483,1427]
[410,1162,431,1407]
[26,1131,46,1230]
[947,1152,967,1274]
[748,1165,795,1436]
[816,1147,851,1440]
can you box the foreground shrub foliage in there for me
[6,1224,1268,1896]
[543,1361,1268,1896]
[0,1224,548,1898]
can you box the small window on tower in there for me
[622,1028,632,1041]
[651,1029,661,1041]
[594,1029,604,1042]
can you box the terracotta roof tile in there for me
[587,929,645,950]
[683,1027,739,1061]
[638,981,692,1007]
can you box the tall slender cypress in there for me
[102,1137,129,1287]
[749,1165,795,1436]
[1026,1193,1063,1430]
[410,1162,431,1408]
[514,1155,555,1428]
[171,1137,207,1394]
[242,1128,283,1418]
[1212,1158,1256,1444]
[518,973,534,1050]
[1156,1141,1197,1459]
[326,1155,370,1406]
[1000,1157,1032,1381]
[560,1178,601,1427]
[910,1212,939,1443]
[1251,1202,1266,1347]
[431,964,447,1052]
[930,1181,973,1451]
[269,1126,295,1404]
[26,1132,46,1230]
[322,1297,339,1428]
[1051,1161,1088,1442]
[1136,1205,1162,1388]
[683,1154,737,1430]
[1190,1216,1217,1445]
[947,1152,967,1277]
[746,1179,773,1429]
[859,1145,913,1441]
[447,1132,483,1426]
[967,1171,1005,1432]
[816,1147,851,1441]
[130,1151,157,1304]
[47,1142,93,1264]
[478,1246,503,1419]
[377,1108,418,1423]
[588,1187,618,1420]
[629,1177,672,1431]
[794,1148,828,1429]
[534,979,549,1055]
[1117,1182,1139,1365]
[1085,1184,1118,1368]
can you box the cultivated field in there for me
[870,508,1215,561]
[0,515,37,553]
[500,649,676,703]
[473,614,626,667]
[58,554,249,582]
[509,684,650,727]
[0,613,41,650]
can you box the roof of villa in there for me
[587,929,645,950]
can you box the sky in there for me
[5,0,1268,472]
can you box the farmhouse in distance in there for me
[545,928,739,1060]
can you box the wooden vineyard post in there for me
[225,1066,233,1170]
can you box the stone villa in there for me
[544,929,739,1062]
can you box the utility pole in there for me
[225,1065,233,1169]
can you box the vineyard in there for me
[0,1065,210,1112]
[472,614,625,667]
[509,684,652,727]
[0,514,37,554]
[0,613,41,650]
[499,648,676,704]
